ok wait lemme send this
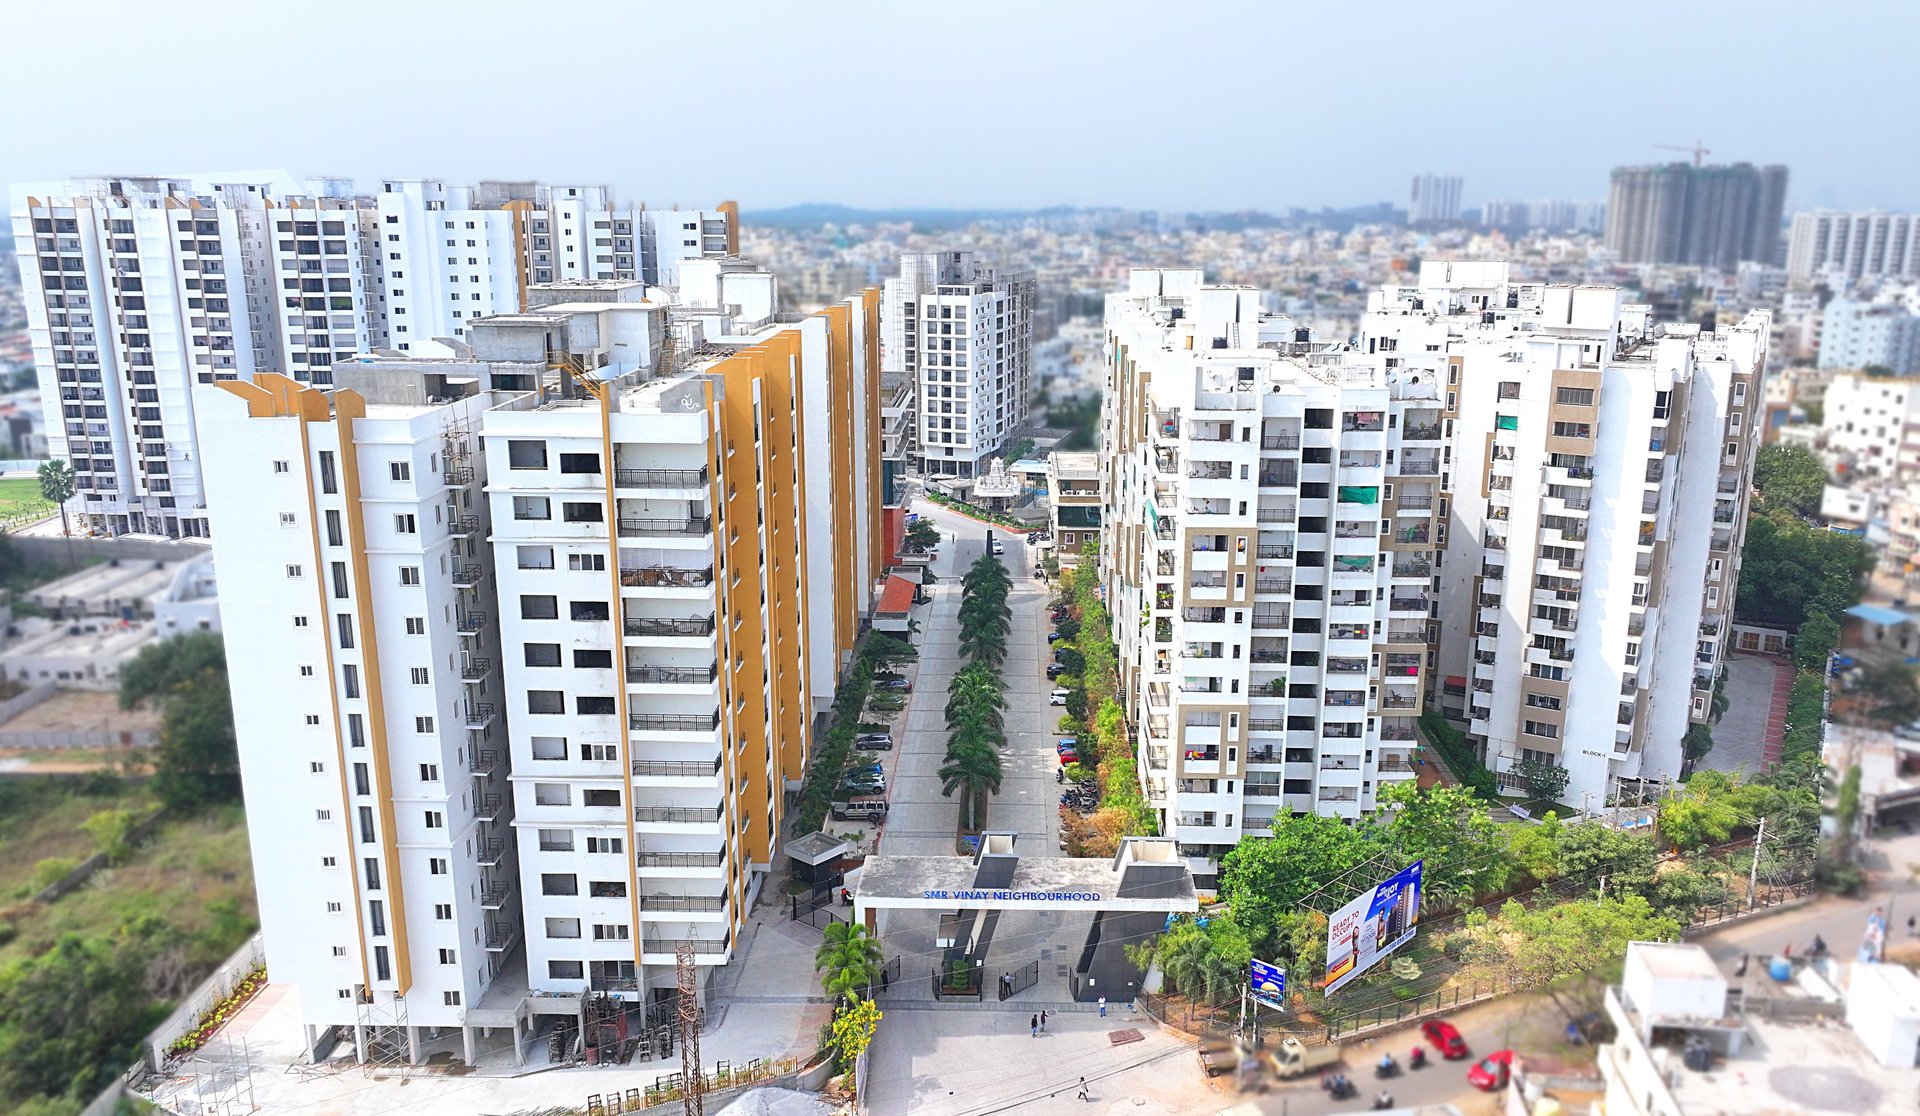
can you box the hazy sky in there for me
[4,0,1914,214]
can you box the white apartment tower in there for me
[1785,210,1920,282]
[1409,174,1464,225]
[881,251,1034,478]
[1362,263,1769,809]
[11,174,739,539]
[1102,269,1432,881]
[203,280,883,1064]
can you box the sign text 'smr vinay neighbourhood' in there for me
[921,889,1104,901]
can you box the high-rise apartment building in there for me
[1817,299,1920,376]
[1604,163,1789,268]
[1409,174,1464,225]
[1362,263,1769,810]
[880,251,1033,478]
[11,174,737,539]
[1785,211,1920,282]
[1100,264,1769,849]
[202,281,882,1064]
[1101,269,1434,881]
[1482,198,1606,235]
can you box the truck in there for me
[1265,1036,1343,1079]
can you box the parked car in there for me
[1047,631,1067,643]
[1046,663,1067,679]
[1422,1019,1469,1060]
[830,797,889,821]
[854,734,894,751]
[1058,750,1079,766]
[874,678,912,693]
[1056,739,1080,753]
[1050,688,1071,706]
[841,775,885,793]
[1467,1050,1514,1091]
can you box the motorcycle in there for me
[1372,1092,1394,1111]
[1326,1077,1357,1101]
[1374,1054,1399,1079]
[1409,1046,1427,1070]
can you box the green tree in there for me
[936,743,1003,830]
[1503,812,1565,883]
[1459,895,1680,996]
[904,518,940,551]
[1512,757,1571,805]
[814,922,884,1001]
[80,809,140,865]
[1735,512,1869,629]
[0,929,176,1103]
[1556,820,1659,897]
[827,995,882,1092]
[1793,612,1840,671]
[1378,781,1501,906]
[1750,443,1827,518]
[119,632,238,811]
[1218,811,1373,953]
[1657,770,1747,851]
[862,633,918,665]
[36,459,77,571]
[1682,723,1715,763]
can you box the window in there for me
[559,452,600,474]
[569,553,606,572]
[521,595,559,620]
[590,881,627,898]
[399,566,422,586]
[583,788,621,807]
[545,917,582,939]
[524,643,562,667]
[394,514,417,534]
[443,991,461,1007]
[294,616,309,628]
[531,736,568,760]
[541,873,579,896]
[1554,387,1595,406]
[507,440,548,469]
[438,948,457,965]
[280,512,298,527]
[389,461,411,481]
[286,564,304,579]
[305,714,322,726]
[1522,720,1560,739]
[415,716,435,733]
[429,857,449,874]
[1551,421,1591,439]
[411,667,430,685]
[405,617,426,635]
[548,960,585,981]
[420,763,440,781]
[569,600,610,622]
[577,696,617,716]
[424,810,444,828]
[513,496,550,520]
[316,809,333,822]
[310,761,326,773]
[334,946,349,958]
[434,903,453,920]
[593,923,630,941]
[517,544,555,570]
[582,743,618,761]
[321,855,337,868]
[273,460,290,474]
[587,836,623,854]
[561,502,603,523]
[336,614,355,648]
[573,649,612,669]
[528,690,565,714]
[326,901,343,913]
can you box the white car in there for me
[989,539,1005,555]
[1050,688,1071,706]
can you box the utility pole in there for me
[678,943,704,1116]
[1748,817,1766,911]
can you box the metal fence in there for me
[997,959,1039,1000]
[932,958,984,1001]
[0,727,159,750]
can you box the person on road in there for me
[1097,995,1106,1017]
[1076,1076,1089,1102]
[1031,1013,1039,1037]
[1040,1009,1049,1032]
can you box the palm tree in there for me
[958,623,1009,666]
[815,921,884,1000]
[938,743,1004,830]
[37,458,77,569]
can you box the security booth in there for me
[852,833,1196,1003]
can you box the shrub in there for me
[30,857,79,894]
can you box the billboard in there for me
[1249,958,1287,1011]
[1324,860,1423,995]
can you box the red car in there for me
[1467,1049,1514,1091]
[1422,1018,1469,1060]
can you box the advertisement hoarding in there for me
[1323,860,1423,995]
[1249,958,1287,1010]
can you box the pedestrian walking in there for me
[1908,915,1916,938]
[1097,995,1106,1017]
[1039,1009,1049,1032]
[1003,971,1012,998]
[1031,1013,1039,1037]
[1076,1077,1089,1102]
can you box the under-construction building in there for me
[203,276,886,1066]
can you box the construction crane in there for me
[1654,141,1711,167]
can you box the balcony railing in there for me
[641,893,727,912]
[621,565,715,588]
[1399,459,1439,475]
[625,614,717,637]
[1262,434,1301,450]
[1247,719,1284,732]
[637,850,725,869]
[646,937,729,956]
[629,710,721,733]
[1317,788,1359,802]
[1251,610,1290,629]
[618,516,713,537]
[616,467,709,488]
[634,803,723,823]
[1390,596,1431,612]
[1324,692,1365,707]
[628,661,720,686]
[451,563,484,587]
[1257,545,1295,560]
[1254,577,1292,594]
[460,657,492,681]
[1393,558,1431,577]
[457,611,487,634]
[1402,424,1442,441]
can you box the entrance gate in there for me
[998,958,1039,1000]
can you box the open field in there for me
[0,779,143,901]
[0,475,53,521]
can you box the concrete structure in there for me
[1786,210,1920,282]
[1604,163,1789,268]
[153,550,220,636]
[1845,962,1920,1068]
[0,616,157,690]
[9,175,737,539]
[1361,263,1768,810]
[881,251,1034,478]
[1482,198,1605,234]
[1046,451,1101,566]
[199,279,883,1065]
[1819,299,1920,377]
[1599,941,1916,1115]
[25,556,185,618]
[1408,174,1463,226]
[1101,268,1433,876]
[1814,372,1920,478]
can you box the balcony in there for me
[1380,722,1417,742]
[1247,718,1284,733]
[620,565,715,588]
[634,803,723,824]
[448,515,480,538]
[617,516,713,538]
[1317,788,1359,803]
[1324,691,1365,707]
[464,703,498,730]
[628,661,720,686]
[1394,525,1431,545]
[1392,557,1431,577]
[641,893,728,913]
[1381,692,1418,710]
[469,748,500,778]
[474,792,504,823]
[457,611,487,634]
[1389,595,1430,613]
[644,936,730,958]
[1186,460,1233,480]
[1396,495,1434,511]
[1257,507,1297,523]
[444,465,476,486]
[1402,424,1442,441]
[451,563,484,589]
[629,710,721,733]
[485,921,519,952]
[637,850,726,870]
[460,657,492,682]
[1399,458,1440,476]
[1257,545,1295,560]
[1342,415,1384,433]
[1254,576,1292,594]
[1251,609,1290,629]
[480,880,513,909]
[477,836,507,867]
[1260,465,1299,487]
[625,614,717,638]
[616,467,709,489]
[1261,434,1301,450]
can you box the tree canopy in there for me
[1750,443,1827,519]
[118,631,238,811]
[1734,511,1869,629]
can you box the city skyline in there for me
[4,1,1917,213]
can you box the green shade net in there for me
[1336,486,1379,504]
[1495,415,1520,431]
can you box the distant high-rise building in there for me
[1818,299,1920,376]
[9,174,737,538]
[1785,211,1920,282]
[881,251,1033,478]
[1482,199,1606,235]
[1409,174,1463,225]
[1603,163,1788,268]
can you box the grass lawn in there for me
[0,780,256,968]
[0,476,54,521]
